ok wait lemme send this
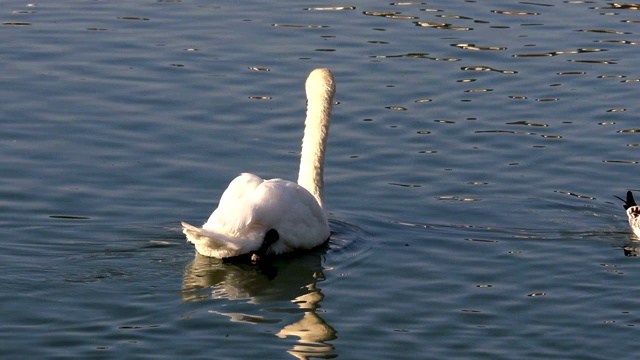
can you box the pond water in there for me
[2,0,640,358]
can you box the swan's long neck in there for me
[297,68,335,210]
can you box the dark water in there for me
[3,0,640,358]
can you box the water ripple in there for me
[608,3,640,10]
[475,130,536,135]
[117,16,150,21]
[304,6,356,11]
[553,190,596,199]
[414,21,473,30]
[491,10,541,16]
[513,48,607,57]
[576,28,630,34]
[371,53,460,61]
[594,39,640,45]
[602,159,638,164]
[271,23,328,28]
[568,59,617,64]
[506,120,549,127]
[391,2,427,5]
[461,65,518,74]
[452,43,507,51]
[363,11,399,17]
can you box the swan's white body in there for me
[616,191,640,237]
[182,68,335,259]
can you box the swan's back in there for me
[203,173,329,254]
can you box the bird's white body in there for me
[626,206,640,238]
[182,68,335,259]
[616,191,640,238]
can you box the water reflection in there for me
[182,251,336,359]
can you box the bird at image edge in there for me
[182,68,335,259]
[615,190,640,237]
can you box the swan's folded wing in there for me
[181,221,240,252]
[216,173,264,210]
[249,180,330,251]
[205,173,265,234]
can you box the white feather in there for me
[616,191,640,238]
[626,206,640,238]
[182,68,335,258]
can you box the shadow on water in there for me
[180,218,363,360]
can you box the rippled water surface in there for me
[3,0,640,358]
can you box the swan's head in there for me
[305,68,335,103]
[250,229,280,263]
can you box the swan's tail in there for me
[614,191,637,210]
[181,221,241,258]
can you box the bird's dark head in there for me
[250,229,279,263]
[615,191,637,210]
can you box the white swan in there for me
[182,68,335,260]
[615,191,640,237]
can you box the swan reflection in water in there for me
[182,248,337,359]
